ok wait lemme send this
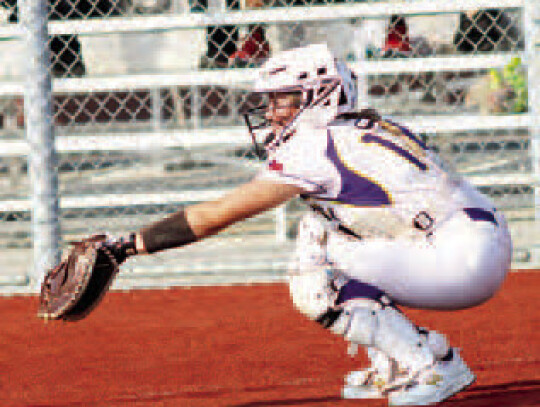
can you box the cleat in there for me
[343,348,404,400]
[343,367,388,399]
[388,348,475,406]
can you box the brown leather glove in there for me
[37,234,136,321]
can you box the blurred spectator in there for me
[191,0,240,69]
[382,15,411,58]
[454,9,521,53]
[192,0,270,69]
[229,21,270,67]
[1,0,125,77]
[368,15,412,97]
[368,15,438,102]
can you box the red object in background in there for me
[230,25,270,62]
[383,15,411,53]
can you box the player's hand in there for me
[99,233,138,265]
[37,233,137,322]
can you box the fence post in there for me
[20,0,60,288]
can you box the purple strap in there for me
[336,279,393,308]
[463,208,497,226]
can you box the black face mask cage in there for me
[242,105,273,160]
[241,78,342,160]
[241,91,301,160]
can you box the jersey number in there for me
[361,133,428,171]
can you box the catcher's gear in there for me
[38,234,136,321]
[243,43,358,157]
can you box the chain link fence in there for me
[0,0,538,292]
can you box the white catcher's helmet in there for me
[243,43,358,157]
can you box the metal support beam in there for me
[21,0,60,288]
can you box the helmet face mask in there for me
[242,91,302,158]
[243,90,303,158]
[242,44,358,159]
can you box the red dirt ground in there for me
[0,271,539,407]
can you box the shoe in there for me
[388,348,475,406]
[343,367,398,399]
[343,348,404,399]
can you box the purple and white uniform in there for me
[258,116,512,310]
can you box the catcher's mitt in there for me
[38,235,120,321]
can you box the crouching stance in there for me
[252,45,511,405]
[290,268,463,404]
[39,44,512,405]
[287,206,510,405]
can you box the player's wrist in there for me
[138,209,197,254]
[105,233,138,264]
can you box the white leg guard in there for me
[289,269,337,320]
[418,328,450,359]
[288,216,440,376]
[288,212,341,321]
[330,302,435,372]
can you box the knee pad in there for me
[288,269,337,320]
[288,213,336,321]
[317,278,393,345]
[329,302,379,345]
[292,213,328,268]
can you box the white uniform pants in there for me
[292,210,512,310]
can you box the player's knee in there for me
[306,279,397,346]
[327,304,379,346]
[288,269,336,320]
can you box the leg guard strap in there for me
[315,308,344,329]
[335,279,394,308]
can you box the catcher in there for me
[39,44,512,406]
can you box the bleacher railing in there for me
[0,0,538,292]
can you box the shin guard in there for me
[320,279,436,372]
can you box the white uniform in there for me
[258,115,512,310]
[251,44,486,403]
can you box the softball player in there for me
[106,44,512,405]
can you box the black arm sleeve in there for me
[139,210,198,254]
